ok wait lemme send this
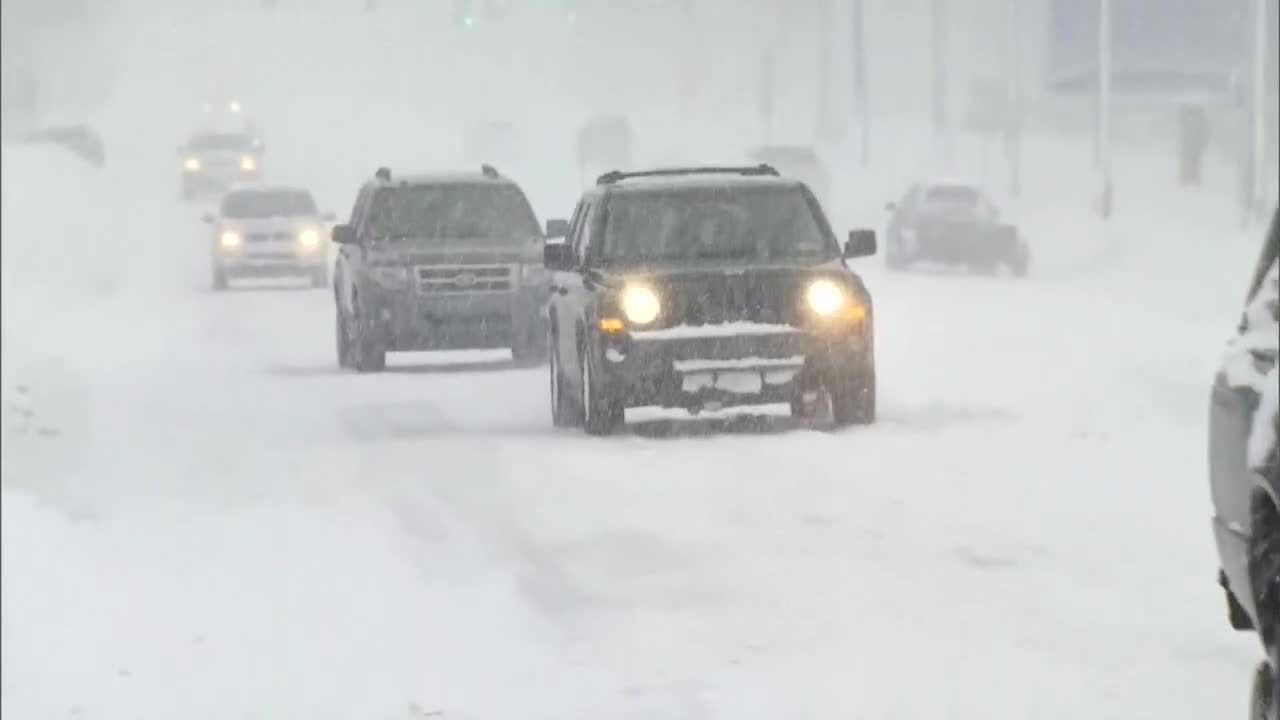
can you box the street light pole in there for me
[1098,0,1113,218]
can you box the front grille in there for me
[415,264,514,294]
[246,251,297,261]
[658,274,796,328]
[246,232,293,243]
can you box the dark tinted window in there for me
[221,190,318,219]
[600,186,834,265]
[187,133,255,152]
[367,184,540,242]
[925,185,982,206]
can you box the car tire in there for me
[336,305,353,369]
[549,328,579,427]
[212,268,228,291]
[831,366,876,427]
[580,345,622,436]
[310,267,328,289]
[1009,249,1030,278]
[350,299,386,373]
[1251,661,1277,720]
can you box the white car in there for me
[202,185,335,290]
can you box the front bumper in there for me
[593,323,871,409]
[364,285,547,351]
[215,250,326,277]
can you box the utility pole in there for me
[1005,0,1022,197]
[1098,0,1113,218]
[851,0,870,166]
[931,0,951,167]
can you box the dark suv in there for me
[1209,208,1280,718]
[331,166,550,372]
[542,165,879,435]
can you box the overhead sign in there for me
[1043,0,1264,103]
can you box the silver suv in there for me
[202,185,335,290]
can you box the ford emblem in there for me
[455,272,478,288]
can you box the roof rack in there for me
[480,164,500,179]
[595,164,779,186]
[374,166,391,182]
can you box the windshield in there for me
[600,186,835,265]
[187,133,254,151]
[220,190,317,218]
[368,184,540,241]
[925,184,982,206]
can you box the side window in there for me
[1245,211,1280,302]
[574,201,597,267]
[564,200,586,242]
[349,186,371,230]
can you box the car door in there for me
[560,199,599,387]
[550,200,586,368]
[336,185,373,315]
[1211,209,1280,622]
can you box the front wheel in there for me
[310,266,328,289]
[350,300,386,373]
[1009,249,1030,278]
[580,346,622,436]
[335,306,352,369]
[212,267,228,291]
[1251,661,1277,720]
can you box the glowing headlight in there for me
[620,285,661,325]
[219,230,242,249]
[239,155,257,172]
[298,228,321,247]
[806,279,847,316]
[183,157,202,171]
[229,100,242,113]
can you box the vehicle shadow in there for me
[264,359,539,377]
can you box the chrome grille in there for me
[246,232,293,243]
[415,264,514,294]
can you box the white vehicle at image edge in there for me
[202,185,336,290]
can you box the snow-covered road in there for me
[3,4,1275,718]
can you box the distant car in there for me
[330,165,550,372]
[178,130,264,201]
[542,164,879,435]
[1208,208,1279,720]
[746,145,831,213]
[884,181,1029,276]
[202,185,335,290]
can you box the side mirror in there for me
[543,241,575,270]
[545,218,570,238]
[844,229,877,258]
[322,211,337,222]
[331,224,355,244]
[200,212,215,224]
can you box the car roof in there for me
[589,174,804,198]
[922,178,985,192]
[363,171,519,190]
[223,184,314,196]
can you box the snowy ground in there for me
[3,5,1277,719]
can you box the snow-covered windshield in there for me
[600,186,834,265]
[186,132,255,152]
[925,184,982,206]
[368,184,540,241]
[220,190,317,219]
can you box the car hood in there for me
[220,216,323,234]
[364,237,542,266]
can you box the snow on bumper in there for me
[596,322,868,408]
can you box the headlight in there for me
[370,266,409,290]
[620,285,661,325]
[183,157,202,171]
[239,155,257,172]
[219,230,242,249]
[806,279,847,316]
[298,228,321,248]
[229,100,242,113]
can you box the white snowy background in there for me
[2,1,1278,718]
